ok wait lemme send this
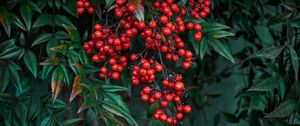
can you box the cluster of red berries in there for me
[130,58,163,86]
[83,23,133,80]
[139,74,191,125]
[76,0,94,14]
[188,0,211,18]
[79,0,212,125]
[114,0,137,18]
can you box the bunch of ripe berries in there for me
[79,0,210,125]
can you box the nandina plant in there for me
[0,0,235,125]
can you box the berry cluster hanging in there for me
[78,0,210,125]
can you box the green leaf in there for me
[54,15,76,29]
[40,65,54,80]
[199,38,208,59]
[70,75,82,102]
[192,18,205,24]
[256,46,284,59]
[178,0,188,7]
[290,16,300,28]
[41,116,51,126]
[33,14,54,28]
[102,93,138,126]
[23,51,38,77]
[63,118,83,126]
[188,31,199,55]
[223,112,239,123]
[51,66,65,103]
[209,39,235,63]
[210,30,235,39]
[105,0,115,7]
[202,23,231,33]
[254,26,274,44]
[0,68,10,92]
[28,1,42,13]
[20,5,32,30]
[134,4,144,21]
[277,78,286,99]
[265,100,297,118]
[248,76,279,92]
[100,85,128,92]
[213,113,220,126]
[269,12,292,24]
[31,33,53,47]
[289,46,298,82]
[0,93,18,104]
[0,47,24,59]
[9,67,23,92]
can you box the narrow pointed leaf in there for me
[70,75,82,102]
[289,47,298,82]
[23,51,38,77]
[209,39,235,63]
[265,100,297,118]
[31,33,53,47]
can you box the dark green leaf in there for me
[23,51,38,77]
[256,46,284,59]
[105,0,115,7]
[269,12,292,24]
[63,118,83,126]
[255,26,274,44]
[202,23,231,33]
[0,47,24,59]
[209,39,235,63]
[290,16,300,28]
[289,46,298,82]
[248,76,279,92]
[199,38,208,59]
[265,100,297,118]
[178,0,188,7]
[100,85,128,92]
[210,30,235,39]
[33,14,54,28]
[20,5,32,30]
[223,112,239,123]
[31,33,53,47]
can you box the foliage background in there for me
[0,0,300,126]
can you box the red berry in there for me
[84,1,90,8]
[127,5,136,13]
[176,113,183,120]
[149,20,157,28]
[159,16,168,24]
[92,55,100,62]
[154,64,163,72]
[166,117,173,124]
[76,1,84,7]
[77,8,85,14]
[194,32,202,41]
[154,92,162,100]
[183,105,191,113]
[130,54,137,61]
[141,94,149,101]
[143,86,151,94]
[175,82,184,91]
[160,100,168,108]
[111,72,120,80]
[194,24,202,31]
[100,67,108,73]
[87,7,94,14]
[160,114,167,121]
[162,27,172,36]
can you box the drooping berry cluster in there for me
[188,0,211,18]
[80,0,211,125]
[138,74,192,125]
[130,58,163,86]
[76,0,94,14]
